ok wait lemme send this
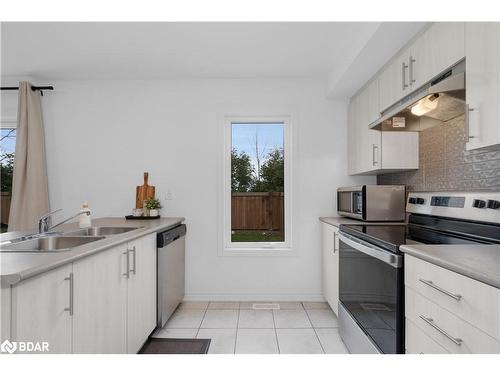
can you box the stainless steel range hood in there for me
[370,60,465,131]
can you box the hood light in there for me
[411,94,440,116]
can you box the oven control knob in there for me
[416,198,425,205]
[473,199,486,208]
[487,200,500,209]
[408,197,417,204]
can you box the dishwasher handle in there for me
[157,224,186,248]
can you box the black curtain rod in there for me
[1,86,54,91]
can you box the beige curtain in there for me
[8,82,49,231]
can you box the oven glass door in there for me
[339,235,404,354]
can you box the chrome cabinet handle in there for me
[123,250,130,278]
[420,315,463,346]
[372,144,378,166]
[130,246,136,275]
[402,62,409,90]
[419,279,462,301]
[64,272,74,316]
[409,56,416,85]
[333,232,337,253]
[465,104,477,140]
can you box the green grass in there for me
[231,230,284,242]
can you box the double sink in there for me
[0,226,140,253]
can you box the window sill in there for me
[220,246,296,257]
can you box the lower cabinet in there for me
[126,233,157,354]
[72,243,128,353]
[321,222,339,316]
[11,265,73,354]
[9,232,157,354]
[404,255,500,354]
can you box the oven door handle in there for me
[339,233,403,268]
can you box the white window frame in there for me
[221,116,293,256]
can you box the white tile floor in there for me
[153,301,349,354]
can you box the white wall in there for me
[16,78,375,300]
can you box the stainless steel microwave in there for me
[337,185,406,222]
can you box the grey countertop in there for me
[401,244,500,289]
[319,217,406,227]
[0,217,184,287]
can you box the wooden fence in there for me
[231,192,284,232]
[1,192,11,226]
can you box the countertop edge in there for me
[400,245,500,289]
[1,217,185,287]
[319,217,341,227]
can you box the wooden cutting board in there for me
[136,172,155,208]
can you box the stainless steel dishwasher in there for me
[157,224,186,328]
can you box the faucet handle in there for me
[39,208,62,221]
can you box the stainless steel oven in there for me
[337,185,406,222]
[338,231,405,354]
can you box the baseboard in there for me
[183,293,325,302]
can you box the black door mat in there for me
[138,338,211,354]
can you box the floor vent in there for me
[360,303,391,311]
[252,303,280,310]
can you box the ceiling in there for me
[1,22,427,96]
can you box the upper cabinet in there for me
[379,23,465,113]
[412,22,465,88]
[348,22,482,176]
[465,23,500,151]
[348,82,419,176]
[379,49,412,112]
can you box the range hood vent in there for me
[370,60,465,130]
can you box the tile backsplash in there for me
[377,114,500,192]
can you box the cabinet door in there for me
[380,132,419,170]
[465,22,500,150]
[348,95,361,175]
[366,78,381,125]
[347,98,355,175]
[322,223,339,316]
[72,244,128,353]
[11,265,72,353]
[356,87,382,174]
[332,226,340,316]
[413,22,464,89]
[127,233,157,353]
[379,50,411,112]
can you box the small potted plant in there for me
[144,197,162,217]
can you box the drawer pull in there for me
[419,315,463,346]
[419,279,462,301]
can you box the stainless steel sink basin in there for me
[0,235,105,252]
[68,226,139,236]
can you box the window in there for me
[1,128,16,232]
[223,117,291,253]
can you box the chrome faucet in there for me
[38,209,91,234]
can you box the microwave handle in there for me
[339,233,402,268]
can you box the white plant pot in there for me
[149,209,159,216]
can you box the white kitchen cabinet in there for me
[126,233,157,354]
[405,255,500,354]
[465,22,500,150]
[411,22,465,90]
[0,286,11,342]
[321,222,339,316]
[72,243,128,353]
[379,49,411,112]
[11,265,73,354]
[348,89,419,176]
[379,23,465,112]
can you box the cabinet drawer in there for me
[406,287,500,354]
[405,255,500,340]
[406,318,448,354]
